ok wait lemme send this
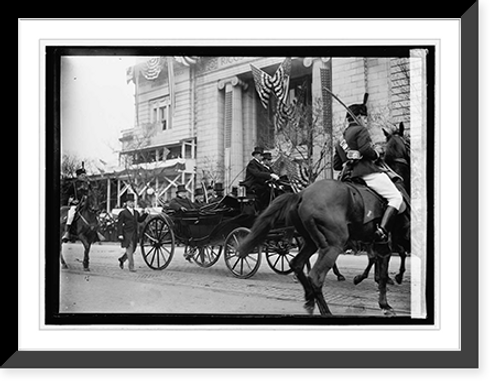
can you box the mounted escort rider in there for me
[61,164,93,242]
[333,93,403,242]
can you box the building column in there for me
[303,57,332,180]
[218,77,248,190]
[409,48,428,319]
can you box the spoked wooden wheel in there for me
[185,245,222,268]
[223,227,261,279]
[265,235,301,275]
[140,216,175,270]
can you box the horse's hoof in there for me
[83,267,90,272]
[337,275,346,282]
[303,301,315,315]
[353,275,363,285]
[387,277,395,285]
[383,308,396,317]
[395,274,403,284]
[61,264,69,270]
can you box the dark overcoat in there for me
[168,196,196,212]
[117,208,148,250]
[333,123,382,178]
[242,158,273,193]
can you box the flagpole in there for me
[322,87,364,127]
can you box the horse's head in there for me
[383,122,410,164]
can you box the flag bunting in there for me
[251,57,292,110]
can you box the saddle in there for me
[344,178,409,225]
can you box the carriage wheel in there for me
[265,235,301,275]
[223,227,261,279]
[185,245,222,268]
[140,216,175,270]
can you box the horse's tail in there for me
[238,192,301,257]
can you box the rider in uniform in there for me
[333,95,403,242]
[62,165,92,242]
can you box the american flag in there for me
[174,56,200,67]
[251,57,292,109]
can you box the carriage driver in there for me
[333,94,403,242]
[62,165,91,242]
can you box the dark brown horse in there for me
[60,194,100,272]
[350,122,411,285]
[237,178,411,316]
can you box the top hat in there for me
[346,93,369,120]
[262,152,272,160]
[76,167,86,176]
[176,184,188,193]
[194,188,204,196]
[252,146,264,156]
[214,182,224,192]
[125,193,135,202]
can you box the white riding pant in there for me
[362,172,403,210]
[66,205,77,225]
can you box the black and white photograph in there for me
[47,48,434,324]
[13,11,490,377]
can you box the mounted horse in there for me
[60,172,101,272]
[238,95,411,316]
[342,122,412,286]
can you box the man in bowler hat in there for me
[117,193,148,272]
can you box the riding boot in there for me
[62,224,71,242]
[374,206,399,242]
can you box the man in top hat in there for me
[62,164,92,242]
[208,182,225,203]
[333,93,403,242]
[193,187,206,209]
[168,184,195,212]
[262,152,274,171]
[117,193,149,272]
[242,146,279,211]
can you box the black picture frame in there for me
[8,8,479,369]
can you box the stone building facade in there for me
[109,53,425,208]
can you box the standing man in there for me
[242,147,279,211]
[117,193,148,272]
[333,94,403,242]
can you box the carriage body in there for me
[139,179,301,278]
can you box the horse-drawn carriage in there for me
[139,179,301,278]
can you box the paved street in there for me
[60,242,411,317]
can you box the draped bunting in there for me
[251,57,292,110]
[141,57,163,80]
[174,56,200,67]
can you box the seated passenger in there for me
[168,185,195,212]
[193,188,206,209]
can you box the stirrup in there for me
[374,226,388,242]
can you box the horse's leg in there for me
[353,257,375,285]
[289,240,318,315]
[81,237,91,271]
[60,241,68,269]
[357,246,395,285]
[331,263,345,281]
[372,244,396,316]
[308,246,343,316]
[395,251,406,284]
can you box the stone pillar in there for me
[409,48,428,319]
[218,77,248,190]
[303,57,332,180]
